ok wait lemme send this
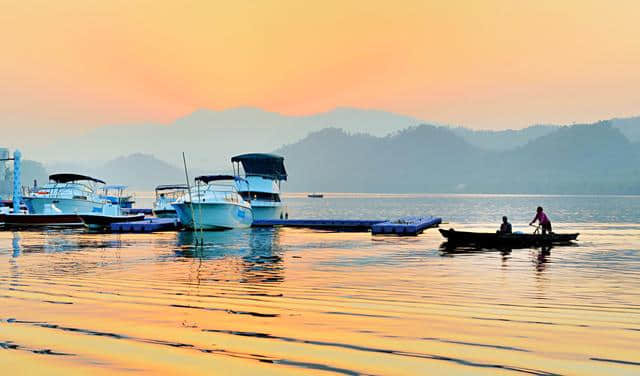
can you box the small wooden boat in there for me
[439,228,578,248]
[307,193,324,198]
[78,213,145,230]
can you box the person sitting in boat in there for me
[530,206,552,234]
[498,216,512,234]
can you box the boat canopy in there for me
[103,185,127,190]
[231,153,287,181]
[155,184,188,191]
[49,173,106,184]
[195,175,248,184]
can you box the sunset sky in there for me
[1,0,639,134]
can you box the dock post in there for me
[12,150,21,213]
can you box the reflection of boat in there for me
[100,185,135,209]
[307,193,324,198]
[231,153,287,220]
[173,175,253,230]
[153,184,188,218]
[439,229,579,248]
[24,174,106,214]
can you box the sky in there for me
[1,0,639,138]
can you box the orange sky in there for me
[1,0,639,132]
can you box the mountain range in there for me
[277,121,640,194]
[4,107,640,193]
[21,107,640,171]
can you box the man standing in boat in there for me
[530,206,552,234]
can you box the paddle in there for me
[530,224,541,235]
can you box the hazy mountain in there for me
[449,116,640,150]
[449,125,558,150]
[21,106,639,173]
[28,107,424,171]
[0,160,48,196]
[610,116,640,142]
[277,121,640,194]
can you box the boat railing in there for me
[190,184,245,204]
[32,183,100,200]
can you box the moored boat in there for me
[1,213,83,227]
[231,153,288,220]
[439,228,579,248]
[78,203,145,230]
[100,185,135,209]
[24,173,107,214]
[172,175,253,230]
[152,184,188,218]
[307,193,324,198]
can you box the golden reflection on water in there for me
[1,224,639,375]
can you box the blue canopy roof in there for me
[155,184,188,191]
[231,153,287,181]
[49,173,105,185]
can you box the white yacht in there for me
[231,153,287,220]
[24,173,107,214]
[153,184,188,218]
[172,175,253,230]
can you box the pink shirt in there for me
[533,211,550,224]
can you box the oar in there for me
[530,224,540,235]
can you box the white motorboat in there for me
[172,175,253,230]
[231,153,288,220]
[152,184,188,218]
[100,185,135,209]
[23,173,107,214]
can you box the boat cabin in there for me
[231,153,287,202]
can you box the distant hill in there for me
[23,106,639,171]
[449,125,558,150]
[0,160,48,196]
[28,107,424,171]
[277,121,640,194]
[96,154,185,189]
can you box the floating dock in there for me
[252,219,386,232]
[371,216,442,236]
[110,218,181,233]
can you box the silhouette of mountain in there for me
[23,106,639,172]
[30,107,423,170]
[277,121,640,194]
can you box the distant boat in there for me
[23,173,106,214]
[172,175,253,230]
[152,184,188,218]
[307,193,324,198]
[231,153,288,220]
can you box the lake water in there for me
[1,194,639,375]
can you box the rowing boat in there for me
[439,228,578,248]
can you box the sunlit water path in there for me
[1,195,639,375]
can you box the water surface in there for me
[1,195,639,375]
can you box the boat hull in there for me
[0,213,83,227]
[250,201,285,221]
[439,229,579,249]
[153,209,178,218]
[78,214,146,230]
[24,197,103,215]
[173,202,253,230]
